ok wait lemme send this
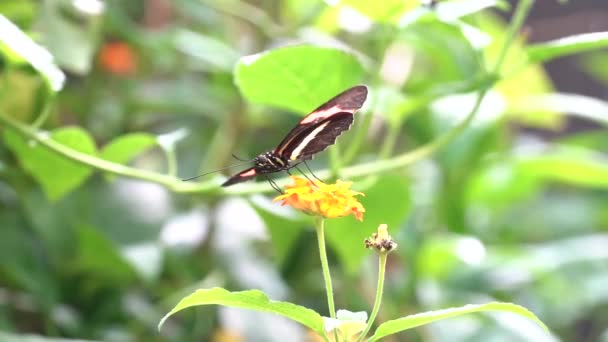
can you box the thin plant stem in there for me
[31,94,55,129]
[378,124,400,159]
[357,253,387,342]
[315,217,336,319]
[164,147,178,178]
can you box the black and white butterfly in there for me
[221,85,368,187]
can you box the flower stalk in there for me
[315,217,337,319]
[357,253,387,342]
[357,224,397,342]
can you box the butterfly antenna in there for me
[231,153,251,162]
[182,159,254,182]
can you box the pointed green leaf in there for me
[234,45,365,114]
[100,133,157,165]
[368,302,549,342]
[4,126,96,200]
[159,288,326,337]
[527,31,608,63]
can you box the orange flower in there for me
[273,176,365,221]
[98,41,137,75]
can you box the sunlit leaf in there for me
[0,14,65,91]
[527,32,608,63]
[159,287,326,337]
[4,127,96,200]
[234,45,365,114]
[367,302,549,341]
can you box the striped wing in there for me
[279,113,354,161]
[221,167,257,186]
[275,85,368,159]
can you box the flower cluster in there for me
[273,176,365,221]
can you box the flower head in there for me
[273,176,365,221]
[365,224,397,253]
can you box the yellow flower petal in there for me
[273,176,365,221]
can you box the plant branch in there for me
[315,218,337,320]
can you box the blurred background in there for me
[1,0,607,341]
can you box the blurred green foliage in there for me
[0,0,607,341]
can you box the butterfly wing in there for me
[222,167,257,186]
[280,113,354,161]
[275,85,368,158]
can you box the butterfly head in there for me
[254,151,288,173]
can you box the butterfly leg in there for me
[303,160,324,182]
[265,175,283,194]
[294,164,318,185]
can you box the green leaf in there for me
[399,16,482,94]
[4,127,96,200]
[342,0,415,23]
[174,29,240,72]
[100,133,157,164]
[527,32,608,63]
[0,14,65,91]
[250,198,307,265]
[74,225,136,286]
[517,149,608,189]
[326,175,410,274]
[367,302,549,342]
[36,0,104,74]
[158,287,326,337]
[234,45,365,114]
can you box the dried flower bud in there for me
[364,224,397,253]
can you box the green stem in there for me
[31,94,55,129]
[358,253,387,342]
[164,147,178,178]
[315,218,336,319]
[378,124,400,159]
[492,0,534,73]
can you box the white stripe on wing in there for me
[289,121,331,161]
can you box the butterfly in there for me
[222,85,368,188]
